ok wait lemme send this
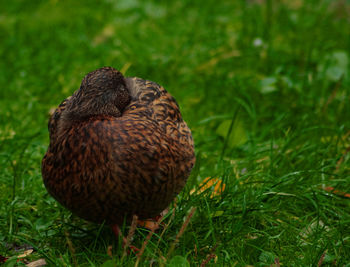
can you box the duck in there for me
[41,67,195,234]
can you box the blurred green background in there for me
[0,0,350,266]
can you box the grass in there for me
[0,0,350,265]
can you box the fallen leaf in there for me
[323,186,350,198]
[190,177,226,198]
[17,249,33,258]
[26,259,47,267]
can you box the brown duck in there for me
[41,67,195,231]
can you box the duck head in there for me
[62,67,131,123]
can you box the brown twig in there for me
[200,254,216,267]
[64,230,77,266]
[200,244,219,267]
[122,215,138,260]
[166,207,197,259]
[317,250,327,267]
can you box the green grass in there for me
[1,0,350,266]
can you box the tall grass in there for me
[0,0,349,265]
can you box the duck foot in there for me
[137,208,169,231]
[111,209,169,256]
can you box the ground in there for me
[0,0,349,266]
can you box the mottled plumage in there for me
[42,67,195,225]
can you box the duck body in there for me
[42,68,195,225]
